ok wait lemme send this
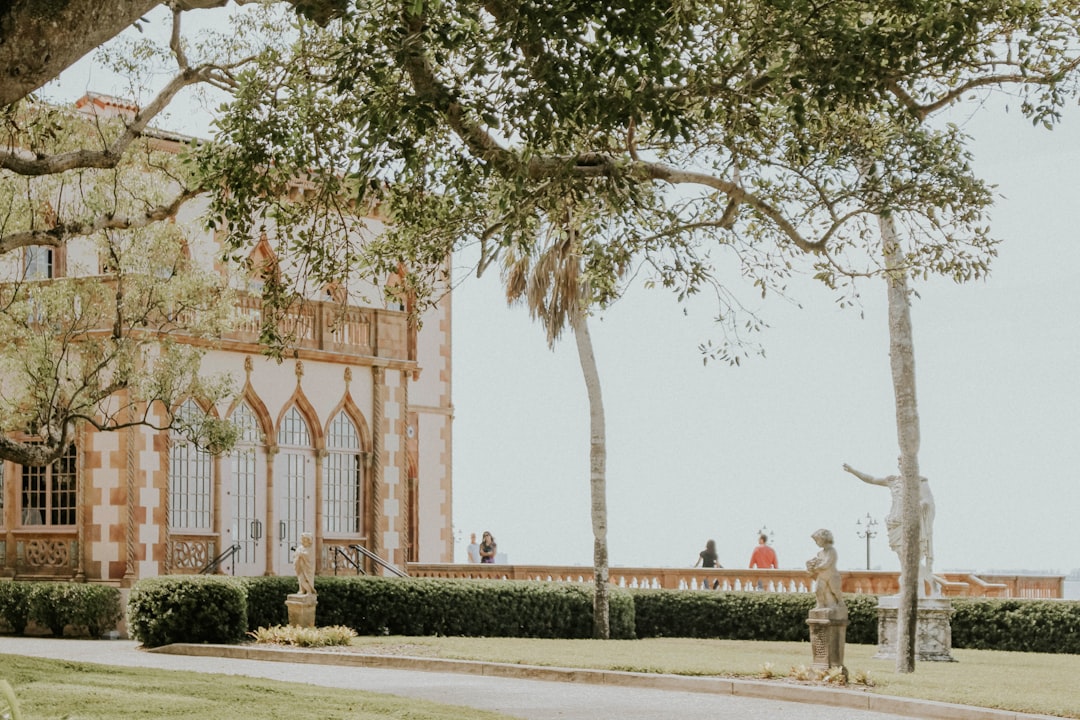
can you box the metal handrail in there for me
[200,543,241,575]
[332,546,366,576]
[350,544,409,578]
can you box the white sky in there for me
[45,8,1080,576]
[451,100,1080,575]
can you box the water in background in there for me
[1065,581,1079,600]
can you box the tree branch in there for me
[0,66,219,176]
[892,57,1080,120]
[0,186,203,254]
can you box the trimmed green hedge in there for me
[0,581,32,634]
[0,581,121,637]
[122,574,1080,654]
[952,598,1080,654]
[266,576,635,639]
[631,589,878,644]
[129,575,634,644]
[127,575,247,648]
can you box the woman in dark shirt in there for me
[694,539,722,588]
[479,531,497,563]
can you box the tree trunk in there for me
[0,0,161,107]
[572,310,609,639]
[880,213,922,674]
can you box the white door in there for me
[275,450,314,572]
[226,402,268,576]
[274,407,315,575]
[226,444,267,576]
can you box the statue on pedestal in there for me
[294,532,316,595]
[843,462,939,596]
[804,528,847,675]
[286,532,317,628]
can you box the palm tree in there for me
[502,213,611,639]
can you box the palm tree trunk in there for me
[880,213,921,674]
[571,310,610,639]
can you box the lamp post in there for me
[855,513,878,570]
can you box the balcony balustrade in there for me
[405,563,1065,599]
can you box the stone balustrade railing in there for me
[229,293,409,360]
[405,563,1065,599]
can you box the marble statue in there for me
[294,532,315,595]
[805,528,845,612]
[843,462,939,596]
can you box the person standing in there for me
[479,531,497,563]
[749,534,778,568]
[694,539,721,568]
[466,533,480,563]
[694,539,721,589]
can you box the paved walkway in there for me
[0,637,1055,720]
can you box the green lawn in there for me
[2,637,1078,719]
[0,654,512,720]
[344,636,1080,719]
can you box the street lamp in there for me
[856,513,878,570]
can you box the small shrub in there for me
[850,668,875,687]
[26,583,122,637]
[128,576,247,648]
[0,583,31,634]
[789,664,818,681]
[248,624,357,647]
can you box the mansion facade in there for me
[0,95,454,585]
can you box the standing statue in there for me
[843,462,939,596]
[806,529,845,612]
[294,532,316,595]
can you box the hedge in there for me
[0,581,121,637]
[631,589,878,644]
[951,597,1080,654]
[277,576,635,639]
[127,575,247,648]
[121,574,1080,654]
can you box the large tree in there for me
[0,14,247,464]
[195,1,1065,639]
[5,0,1080,654]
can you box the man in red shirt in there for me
[749,534,778,568]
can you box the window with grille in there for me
[20,442,77,527]
[169,399,213,531]
[324,412,362,535]
[278,407,310,447]
[24,246,54,280]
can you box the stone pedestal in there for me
[807,607,848,673]
[285,593,317,628]
[874,595,955,662]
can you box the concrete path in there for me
[0,637,1054,720]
